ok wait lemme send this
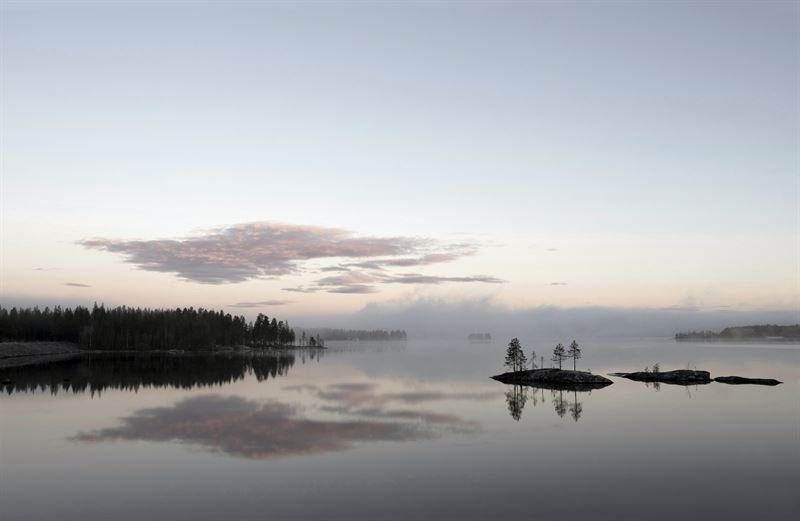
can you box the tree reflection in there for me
[568,390,583,422]
[505,385,528,421]
[0,351,302,395]
[552,389,567,418]
[502,383,600,422]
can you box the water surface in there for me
[1,338,798,520]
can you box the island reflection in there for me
[505,384,597,422]
[0,351,304,395]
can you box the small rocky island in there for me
[612,369,782,386]
[492,368,613,389]
[612,369,711,384]
[493,338,612,390]
[713,376,782,386]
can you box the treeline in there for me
[303,328,407,341]
[0,305,296,350]
[676,324,800,341]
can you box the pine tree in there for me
[552,343,567,369]
[505,338,522,372]
[566,340,582,371]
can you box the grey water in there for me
[1,338,798,521]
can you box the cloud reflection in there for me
[74,389,479,460]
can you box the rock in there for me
[611,369,711,385]
[491,368,613,390]
[713,376,782,386]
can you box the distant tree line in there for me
[676,325,800,341]
[0,305,297,350]
[302,328,407,341]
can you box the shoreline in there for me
[0,341,323,369]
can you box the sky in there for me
[1,1,798,325]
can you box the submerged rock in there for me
[611,369,711,385]
[713,376,782,386]
[491,368,613,390]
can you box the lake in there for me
[1,338,798,521]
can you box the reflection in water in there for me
[505,385,527,421]
[568,391,583,422]
[74,381,481,459]
[504,384,590,422]
[0,352,303,395]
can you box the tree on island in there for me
[504,338,527,372]
[551,343,567,369]
[566,340,582,370]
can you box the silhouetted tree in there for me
[566,340,582,371]
[551,343,567,369]
[504,338,526,372]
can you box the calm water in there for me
[1,338,798,521]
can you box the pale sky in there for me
[1,1,798,319]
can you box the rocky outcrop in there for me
[611,369,711,385]
[492,368,613,390]
[713,376,782,386]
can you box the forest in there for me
[0,305,296,351]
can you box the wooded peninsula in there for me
[0,305,298,351]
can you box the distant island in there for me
[468,333,491,343]
[301,328,407,341]
[675,324,800,342]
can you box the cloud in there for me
[281,286,320,293]
[79,221,500,293]
[229,300,294,308]
[327,285,380,294]
[386,274,505,285]
[310,269,504,294]
[64,282,91,288]
[73,393,477,459]
[80,222,426,284]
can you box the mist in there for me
[302,298,799,342]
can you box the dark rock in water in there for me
[612,369,711,385]
[713,376,782,386]
[492,368,613,390]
